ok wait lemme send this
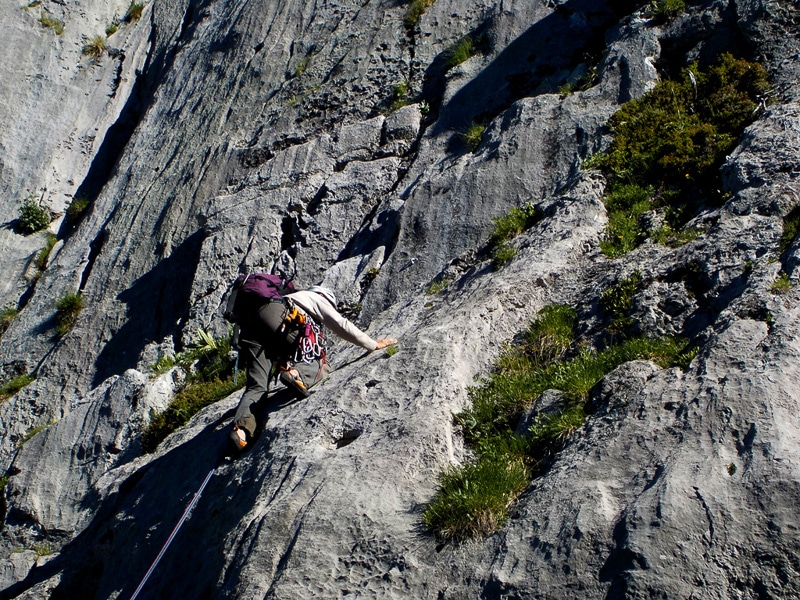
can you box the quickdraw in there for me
[295,319,326,364]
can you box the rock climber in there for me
[230,285,396,451]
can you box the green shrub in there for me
[385,345,399,357]
[599,185,652,257]
[445,36,475,70]
[0,374,35,400]
[106,21,119,36]
[404,0,435,28]
[462,122,485,152]
[142,330,243,450]
[55,293,82,337]
[38,12,64,34]
[589,54,770,256]
[17,198,50,235]
[123,1,144,22]
[82,35,107,58]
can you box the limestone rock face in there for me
[0,0,799,597]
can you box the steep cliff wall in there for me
[0,0,799,597]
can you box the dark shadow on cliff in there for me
[0,389,301,600]
[92,230,206,387]
[426,0,616,142]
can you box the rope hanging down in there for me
[129,464,217,600]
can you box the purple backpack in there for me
[223,273,296,323]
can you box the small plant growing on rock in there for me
[780,206,800,252]
[0,374,35,400]
[588,54,770,257]
[404,0,435,28]
[462,122,485,152]
[35,233,58,272]
[385,345,399,357]
[82,35,107,58]
[600,271,642,336]
[1,307,19,337]
[38,12,64,34]
[424,300,693,540]
[143,330,243,452]
[17,197,51,235]
[106,21,119,35]
[445,36,475,70]
[771,272,792,293]
[426,276,452,295]
[647,0,685,23]
[388,81,409,113]
[55,293,83,337]
[123,0,144,22]
[488,203,541,269]
[65,196,90,224]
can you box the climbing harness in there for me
[129,463,219,600]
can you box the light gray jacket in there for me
[286,290,378,351]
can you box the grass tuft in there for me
[142,331,243,452]
[55,293,82,337]
[123,0,144,22]
[404,0,435,28]
[0,374,35,400]
[445,36,475,70]
[461,122,485,152]
[82,35,107,58]
[771,272,792,293]
[35,233,58,272]
[1,308,19,337]
[38,12,64,34]
[423,302,694,540]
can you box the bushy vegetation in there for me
[0,374,35,401]
[423,303,694,540]
[55,293,83,337]
[142,330,244,452]
[587,54,770,257]
[17,198,50,235]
